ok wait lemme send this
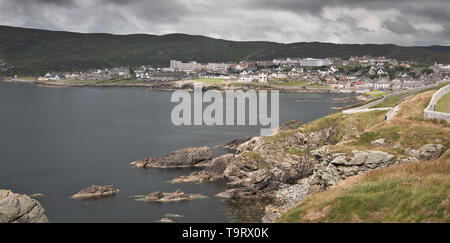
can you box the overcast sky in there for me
[0,0,449,46]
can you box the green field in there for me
[269,80,331,89]
[436,93,450,113]
[194,78,227,85]
[364,90,388,99]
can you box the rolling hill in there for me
[0,25,449,74]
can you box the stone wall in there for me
[424,84,450,123]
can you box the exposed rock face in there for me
[130,146,212,168]
[262,182,310,223]
[138,189,207,203]
[418,144,446,161]
[218,137,252,150]
[0,190,49,223]
[171,154,234,183]
[71,185,119,199]
[309,149,398,190]
[405,144,446,161]
[219,127,337,198]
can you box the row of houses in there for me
[329,77,433,92]
[38,67,131,81]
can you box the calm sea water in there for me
[0,82,354,222]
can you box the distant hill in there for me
[417,45,450,54]
[0,25,449,74]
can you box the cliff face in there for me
[218,126,338,198]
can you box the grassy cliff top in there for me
[277,88,449,223]
[279,149,449,223]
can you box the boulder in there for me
[418,144,446,161]
[0,189,49,223]
[310,150,396,190]
[71,185,119,199]
[396,156,420,164]
[157,218,174,223]
[405,148,420,157]
[130,146,213,168]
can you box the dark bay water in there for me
[0,82,354,222]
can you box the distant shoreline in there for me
[1,78,347,94]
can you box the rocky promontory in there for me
[0,189,49,223]
[71,185,119,199]
[130,146,212,168]
[171,153,233,183]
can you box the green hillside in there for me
[0,25,449,74]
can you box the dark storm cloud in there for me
[382,17,418,35]
[0,0,448,45]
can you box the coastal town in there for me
[4,56,444,93]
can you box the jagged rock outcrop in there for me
[130,146,212,168]
[71,185,119,199]
[262,181,310,223]
[218,127,337,198]
[137,189,207,203]
[309,149,399,190]
[171,154,234,183]
[404,144,446,161]
[0,190,49,223]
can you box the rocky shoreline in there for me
[142,112,447,223]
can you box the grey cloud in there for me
[382,17,418,35]
[0,0,448,45]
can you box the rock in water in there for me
[0,189,49,223]
[138,189,207,203]
[165,213,184,218]
[171,153,234,183]
[157,218,174,223]
[130,146,213,168]
[71,185,119,199]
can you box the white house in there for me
[377,69,386,76]
[272,71,286,79]
[375,79,391,90]
[239,75,254,83]
[258,73,268,83]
